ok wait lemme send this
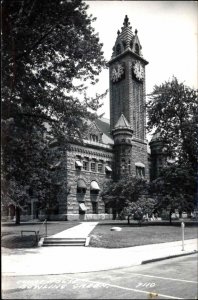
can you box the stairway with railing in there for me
[41,222,98,247]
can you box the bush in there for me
[161,211,170,220]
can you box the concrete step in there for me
[42,243,85,247]
[44,238,86,242]
[42,237,86,247]
[43,241,85,244]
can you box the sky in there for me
[84,0,197,125]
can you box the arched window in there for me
[116,44,121,55]
[121,159,126,173]
[135,162,145,178]
[128,159,131,172]
[122,41,126,50]
[77,179,87,194]
[90,181,100,195]
[135,43,139,55]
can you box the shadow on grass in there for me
[1,221,81,250]
[2,234,38,249]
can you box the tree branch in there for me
[15,23,58,60]
[17,112,58,123]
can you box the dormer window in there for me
[122,41,126,50]
[90,134,99,142]
[135,43,139,55]
[116,43,121,55]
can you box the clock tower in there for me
[109,15,149,180]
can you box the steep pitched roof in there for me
[95,118,114,145]
[89,121,103,135]
[114,113,131,129]
[111,15,145,60]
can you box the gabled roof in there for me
[89,121,103,135]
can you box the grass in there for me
[88,222,198,248]
[1,219,198,249]
[1,221,80,249]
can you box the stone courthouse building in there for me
[54,15,150,221]
[4,16,154,222]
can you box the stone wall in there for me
[64,143,114,220]
[131,138,149,180]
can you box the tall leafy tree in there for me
[2,0,107,223]
[147,77,198,170]
[150,164,196,223]
[147,77,198,218]
[101,176,152,223]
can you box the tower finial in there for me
[135,29,138,35]
[123,15,130,27]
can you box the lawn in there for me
[1,219,198,249]
[88,222,198,248]
[1,221,80,248]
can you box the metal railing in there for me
[39,218,48,237]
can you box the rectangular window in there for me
[83,161,89,171]
[136,166,145,178]
[91,162,96,172]
[98,163,103,173]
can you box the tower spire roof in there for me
[114,113,132,129]
[109,15,149,63]
[123,15,130,27]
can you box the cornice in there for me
[108,49,149,66]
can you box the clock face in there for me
[111,64,125,82]
[133,61,144,81]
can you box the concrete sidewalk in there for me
[2,238,197,276]
[49,222,98,238]
[2,222,198,276]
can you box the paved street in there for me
[2,254,197,299]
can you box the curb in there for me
[141,250,198,264]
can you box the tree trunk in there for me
[112,209,117,220]
[15,206,21,225]
[127,215,130,225]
